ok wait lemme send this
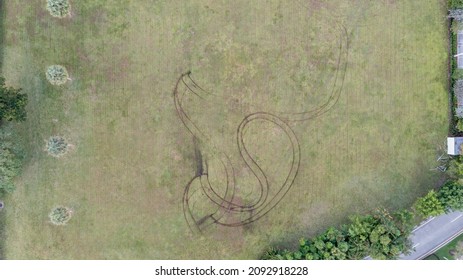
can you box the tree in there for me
[414,190,445,218]
[0,77,27,122]
[437,181,463,211]
[46,0,71,18]
[344,215,375,259]
[392,209,415,234]
[49,206,73,225]
[45,136,70,157]
[46,65,70,85]
[365,209,412,260]
[448,157,463,180]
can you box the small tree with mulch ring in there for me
[49,206,72,225]
[46,65,70,86]
[46,0,71,18]
[45,136,70,157]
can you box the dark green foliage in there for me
[437,181,463,211]
[261,209,414,260]
[0,77,27,122]
[261,247,287,260]
[448,157,463,179]
[0,126,23,195]
[457,118,463,132]
[450,1,463,9]
[414,190,445,218]
[393,209,415,233]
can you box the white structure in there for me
[448,137,463,155]
[458,32,463,68]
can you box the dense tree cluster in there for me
[0,78,26,196]
[262,178,463,260]
[262,209,414,260]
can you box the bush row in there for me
[262,209,414,260]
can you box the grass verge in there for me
[425,231,463,259]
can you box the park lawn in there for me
[0,0,450,259]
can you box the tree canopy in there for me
[0,77,28,122]
[413,190,445,218]
[437,181,463,211]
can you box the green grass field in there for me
[0,0,450,259]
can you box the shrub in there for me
[448,157,463,180]
[46,0,71,18]
[45,136,69,157]
[457,119,463,132]
[45,65,70,85]
[450,1,463,9]
[0,126,23,195]
[437,181,463,211]
[0,77,28,122]
[49,206,72,225]
[413,190,445,218]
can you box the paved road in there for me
[399,211,463,260]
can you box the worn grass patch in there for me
[0,0,450,259]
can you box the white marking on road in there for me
[412,217,436,233]
[412,243,420,249]
[450,214,463,223]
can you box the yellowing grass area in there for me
[0,0,449,259]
